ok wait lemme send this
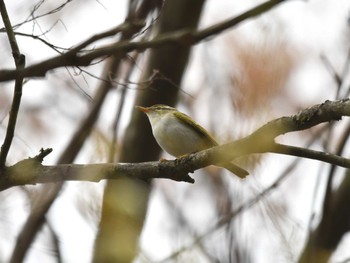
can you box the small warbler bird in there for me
[136,104,248,179]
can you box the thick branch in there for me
[0,158,195,191]
[0,0,289,82]
[198,99,350,167]
[1,100,350,191]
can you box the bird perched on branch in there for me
[136,104,248,179]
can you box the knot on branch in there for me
[292,100,346,129]
[33,148,53,163]
[7,148,52,186]
[158,159,195,183]
[8,158,42,185]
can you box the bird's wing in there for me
[174,111,218,147]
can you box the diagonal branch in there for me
[0,0,290,82]
[0,0,26,168]
[1,100,350,191]
[200,99,350,168]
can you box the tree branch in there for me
[0,0,25,168]
[0,0,290,82]
[2,159,194,190]
[0,100,350,191]
[199,99,350,168]
[270,143,350,168]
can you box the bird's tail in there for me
[218,162,249,179]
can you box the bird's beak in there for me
[135,106,149,113]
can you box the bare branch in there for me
[14,31,68,54]
[0,0,290,82]
[2,160,194,190]
[271,143,350,168]
[1,100,350,191]
[0,0,26,168]
[188,100,350,170]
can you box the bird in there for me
[136,104,248,179]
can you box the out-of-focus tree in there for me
[0,0,350,263]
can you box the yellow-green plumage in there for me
[173,111,218,148]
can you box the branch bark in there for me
[1,100,350,191]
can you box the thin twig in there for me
[317,49,350,236]
[270,143,350,168]
[320,54,342,89]
[0,0,73,31]
[14,31,68,53]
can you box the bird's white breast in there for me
[149,112,205,157]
